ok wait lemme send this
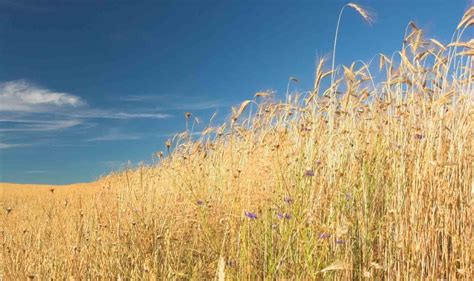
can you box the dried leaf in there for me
[320,260,350,272]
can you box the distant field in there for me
[1,182,100,205]
[1,182,97,191]
[2,5,473,281]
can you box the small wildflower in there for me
[277,212,292,220]
[336,239,346,245]
[244,211,257,220]
[196,200,204,206]
[284,196,294,205]
[414,133,424,140]
[316,159,322,166]
[304,168,315,177]
[319,233,331,239]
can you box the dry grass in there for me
[2,6,473,280]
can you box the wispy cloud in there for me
[0,80,85,113]
[163,130,203,138]
[85,129,141,142]
[0,142,26,149]
[0,80,171,136]
[0,80,171,120]
[67,109,171,119]
[0,79,175,151]
[0,119,82,132]
[121,94,227,111]
[168,100,225,111]
[120,94,173,102]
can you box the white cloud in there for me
[0,80,169,119]
[0,80,171,136]
[169,100,224,111]
[0,80,85,113]
[120,95,155,102]
[0,142,25,149]
[121,94,226,111]
[0,119,82,132]
[0,79,173,151]
[109,112,171,119]
[85,129,141,142]
[67,109,171,119]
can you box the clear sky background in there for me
[0,0,471,184]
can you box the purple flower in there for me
[336,239,346,245]
[319,233,331,239]
[316,160,322,166]
[196,200,204,206]
[284,196,294,205]
[244,211,257,220]
[304,168,315,177]
[277,212,292,220]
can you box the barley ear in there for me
[347,3,375,24]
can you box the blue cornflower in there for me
[244,211,257,220]
[277,212,291,220]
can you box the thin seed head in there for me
[289,77,299,83]
[347,3,375,24]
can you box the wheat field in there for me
[2,5,473,280]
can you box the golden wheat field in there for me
[2,4,474,280]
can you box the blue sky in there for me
[0,0,470,184]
